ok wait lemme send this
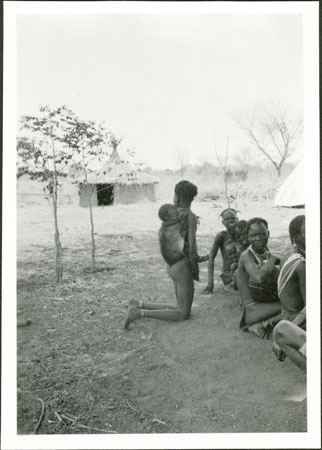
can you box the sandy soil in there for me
[17,200,306,434]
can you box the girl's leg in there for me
[128,299,177,310]
[124,305,184,328]
[170,258,194,319]
[123,259,193,328]
[127,264,178,311]
[141,259,193,320]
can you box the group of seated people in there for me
[202,206,306,372]
[124,180,306,373]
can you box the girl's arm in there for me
[243,253,279,284]
[202,234,222,294]
[187,212,199,281]
[297,261,306,305]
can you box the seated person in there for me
[236,217,281,338]
[234,220,249,256]
[202,208,238,294]
[273,314,306,373]
[278,215,306,324]
[272,215,306,372]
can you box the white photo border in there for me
[2,1,320,449]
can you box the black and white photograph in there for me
[2,1,320,449]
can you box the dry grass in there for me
[16,198,306,435]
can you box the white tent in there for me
[274,160,305,207]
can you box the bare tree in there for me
[18,105,73,284]
[174,146,190,178]
[61,110,111,272]
[214,135,231,207]
[233,105,303,177]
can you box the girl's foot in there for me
[124,306,141,329]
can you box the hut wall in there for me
[114,183,156,204]
[79,184,98,207]
[17,175,79,206]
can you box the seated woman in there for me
[278,215,305,324]
[236,217,281,338]
[272,215,306,373]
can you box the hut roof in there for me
[73,161,159,185]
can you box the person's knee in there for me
[273,320,290,345]
[182,310,191,320]
[243,306,257,326]
[176,307,189,321]
[177,312,185,321]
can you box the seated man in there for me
[202,208,238,294]
[236,217,281,338]
[278,215,306,324]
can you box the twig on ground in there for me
[32,397,45,434]
[54,411,66,424]
[126,398,141,413]
[220,410,236,421]
[52,422,62,432]
[61,414,76,424]
[55,412,117,434]
[74,423,118,434]
[152,417,167,425]
[64,412,80,419]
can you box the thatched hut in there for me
[76,149,159,207]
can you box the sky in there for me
[17,13,303,169]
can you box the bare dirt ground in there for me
[17,200,306,434]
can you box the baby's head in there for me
[235,219,248,249]
[158,204,180,222]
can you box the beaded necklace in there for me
[248,246,269,265]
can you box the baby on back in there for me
[158,204,190,266]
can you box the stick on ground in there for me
[126,398,141,413]
[32,398,45,434]
[74,423,118,434]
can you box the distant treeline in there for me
[144,161,297,181]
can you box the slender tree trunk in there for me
[224,172,230,208]
[50,134,63,284]
[82,151,96,272]
[88,189,96,272]
[52,191,63,284]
